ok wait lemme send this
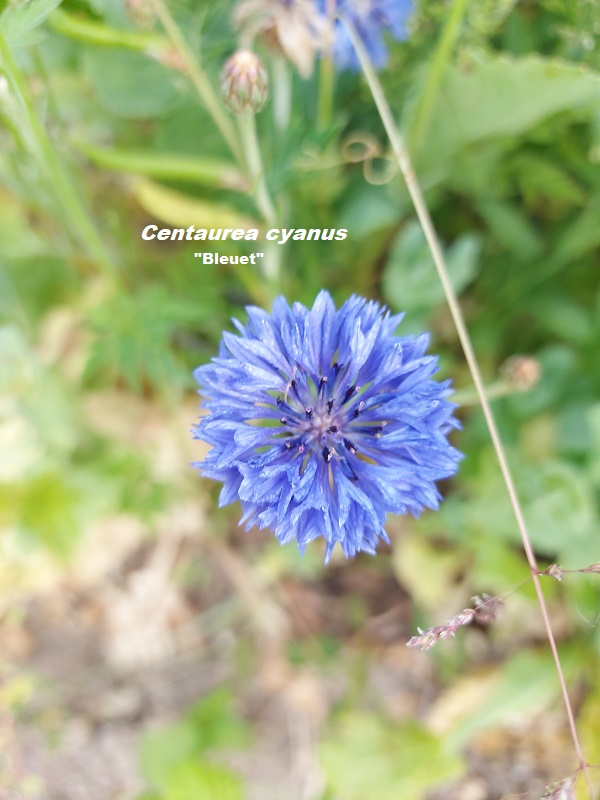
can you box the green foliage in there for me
[0,0,63,47]
[422,447,599,565]
[2,1,600,796]
[382,221,481,323]
[86,284,200,391]
[132,180,256,231]
[440,646,584,748]
[138,688,250,800]
[320,712,464,800]
[411,50,600,176]
[83,48,180,118]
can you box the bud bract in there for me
[220,51,268,114]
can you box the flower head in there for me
[193,291,461,561]
[234,0,329,78]
[326,0,414,72]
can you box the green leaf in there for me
[139,689,250,792]
[338,184,404,239]
[587,403,600,486]
[413,50,600,174]
[86,284,199,391]
[184,688,250,752]
[320,713,464,800]
[140,723,199,792]
[49,8,164,52]
[543,192,600,274]
[436,648,581,748]
[462,449,597,558]
[164,761,242,800]
[382,222,481,312]
[510,153,586,207]
[83,48,179,119]
[477,199,544,261]
[577,685,600,798]
[556,404,594,456]
[392,531,465,614]
[0,191,46,259]
[77,142,247,192]
[16,471,81,557]
[534,297,595,346]
[0,0,63,47]
[132,180,257,230]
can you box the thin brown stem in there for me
[341,14,595,798]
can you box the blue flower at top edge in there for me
[324,0,414,71]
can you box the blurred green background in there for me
[1,0,600,798]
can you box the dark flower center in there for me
[271,362,387,476]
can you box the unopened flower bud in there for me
[220,51,268,114]
[501,355,542,392]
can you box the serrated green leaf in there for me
[0,0,63,47]
[412,51,600,175]
[86,284,200,391]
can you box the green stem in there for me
[237,114,276,224]
[149,0,244,167]
[272,55,291,132]
[318,0,337,129]
[49,8,164,52]
[407,0,469,156]
[237,113,279,285]
[342,13,596,799]
[0,33,115,277]
[453,379,513,406]
[318,53,335,129]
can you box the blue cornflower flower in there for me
[193,291,461,561]
[324,0,413,71]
